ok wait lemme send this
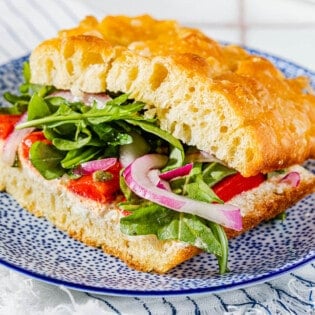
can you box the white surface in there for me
[245,0,315,23]
[83,0,240,23]
[247,28,315,70]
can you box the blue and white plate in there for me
[0,52,314,297]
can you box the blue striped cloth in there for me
[0,263,314,314]
[0,0,89,65]
[0,1,314,314]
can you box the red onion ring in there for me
[159,163,193,181]
[123,154,242,231]
[73,157,118,175]
[2,113,34,166]
[280,171,300,187]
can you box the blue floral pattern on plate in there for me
[0,52,314,297]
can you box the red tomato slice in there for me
[0,114,22,139]
[212,172,266,202]
[21,131,50,160]
[67,162,121,203]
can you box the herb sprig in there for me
[1,62,54,114]
[16,91,184,179]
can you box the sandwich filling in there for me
[0,62,303,274]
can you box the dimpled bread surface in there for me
[30,15,315,177]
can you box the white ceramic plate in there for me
[0,52,314,297]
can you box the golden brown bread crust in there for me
[29,14,315,177]
[30,35,124,94]
[225,165,315,238]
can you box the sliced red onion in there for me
[123,154,242,231]
[186,150,226,164]
[2,113,34,166]
[83,93,111,109]
[148,169,171,191]
[280,171,300,187]
[159,163,193,181]
[74,157,117,175]
[51,91,111,108]
[50,90,74,101]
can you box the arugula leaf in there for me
[29,142,66,180]
[170,162,224,203]
[207,222,229,274]
[2,62,54,114]
[15,91,185,178]
[106,93,130,106]
[185,177,222,204]
[22,61,31,85]
[267,169,286,179]
[61,147,102,169]
[162,146,184,171]
[27,93,52,120]
[274,211,287,221]
[16,100,143,129]
[120,204,222,257]
[0,93,29,114]
[120,204,172,235]
[52,125,93,150]
[202,163,236,187]
[92,123,133,146]
[119,172,139,203]
[87,101,145,123]
[126,119,184,166]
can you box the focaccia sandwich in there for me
[0,14,314,273]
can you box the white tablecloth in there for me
[0,1,314,314]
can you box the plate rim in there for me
[0,251,314,297]
[0,50,314,297]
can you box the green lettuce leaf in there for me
[29,142,66,180]
[120,204,222,256]
[15,91,184,178]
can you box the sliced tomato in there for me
[67,161,121,203]
[21,131,50,160]
[212,172,266,202]
[0,114,22,139]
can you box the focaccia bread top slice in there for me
[29,15,315,177]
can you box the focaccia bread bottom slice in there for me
[0,141,314,273]
[0,143,199,273]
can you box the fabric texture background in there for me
[0,264,314,314]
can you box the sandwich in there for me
[0,14,315,274]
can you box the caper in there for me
[92,170,113,182]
